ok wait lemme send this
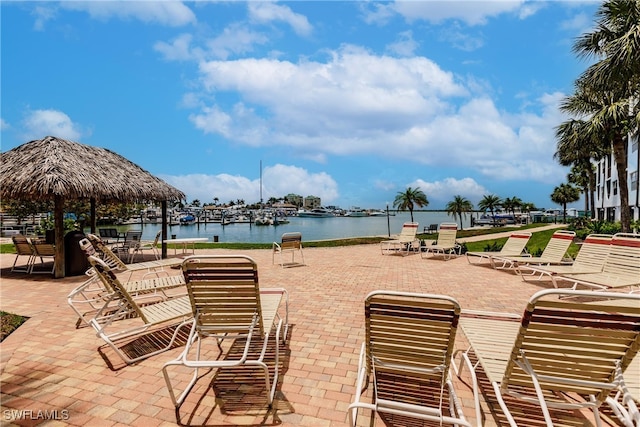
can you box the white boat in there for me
[297,208,335,218]
[273,217,290,225]
[233,214,252,223]
[344,207,368,217]
[367,210,387,217]
[255,215,273,226]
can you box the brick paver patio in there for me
[0,237,624,426]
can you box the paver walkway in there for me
[0,233,623,426]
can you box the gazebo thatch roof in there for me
[0,136,185,202]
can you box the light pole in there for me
[386,203,390,237]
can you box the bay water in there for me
[111,211,475,243]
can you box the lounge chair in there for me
[30,240,56,275]
[453,289,640,427]
[68,238,186,326]
[113,230,142,263]
[420,222,461,260]
[10,234,36,273]
[381,222,420,256]
[85,255,193,364]
[554,232,640,291]
[518,234,613,287]
[86,233,182,275]
[466,231,531,265]
[133,230,161,261]
[272,231,304,267]
[162,255,289,408]
[348,291,471,427]
[490,229,575,270]
[98,228,121,245]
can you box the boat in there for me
[233,214,252,224]
[297,208,335,218]
[367,209,388,217]
[344,207,368,217]
[255,215,273,226]
[179,214,196,225]
[474,214,516,226]
[273,217,290,225]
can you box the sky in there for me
[1,0,601,211]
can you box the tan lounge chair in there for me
[466,231,531,265]
[272,231,304,267]
[30,240,56,275]
[10,234,36,274]
[133,230,161,261]
[113,230,142,263]
[68,238,186,326]
[554,232,640,291]
[420,222,461,260]
[85,255,192,364]
[162,255,289,408]
[490,229,575,270]
[381,222,420,256]
[453,289,640,427]
[348,291,471,427]
[86,233,182,275]
[518,234,613,287]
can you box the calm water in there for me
[106,211,475,244]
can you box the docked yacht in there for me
[297,208,335,218]
[344,207,368,217]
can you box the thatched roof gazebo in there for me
[0,136,186,278]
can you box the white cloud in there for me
[196,47,467,141]
[186,48,566,187]
[161,164,338,205]
[386,30,419,57]
[21,109,83,141]
[205,23,269,60]
[154,33,199,61]
[560,11,592,34]
[0,118,10,131]
[438,25,485,51]
[411,177,489,205]
[32,5,58,31]
[60,1,196,27]
[248,2,313,36]
[391,0,528,26]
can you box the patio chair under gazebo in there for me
[0,136,185,278]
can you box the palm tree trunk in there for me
[613,135,631,232]
[588,168,596,219]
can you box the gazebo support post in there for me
[161,200,168,259]
[54,195,65,278]
[90,198,96,234]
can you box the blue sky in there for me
[2,1,599,210]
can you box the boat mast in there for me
[260,160,263,209]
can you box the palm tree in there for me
[501,196,522,216]
[555,119,600,219]
[393,187,428,222]
[445,195,473,230]
[568,0,640,232]
[478,194,502,227]
[551,183,581,223]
